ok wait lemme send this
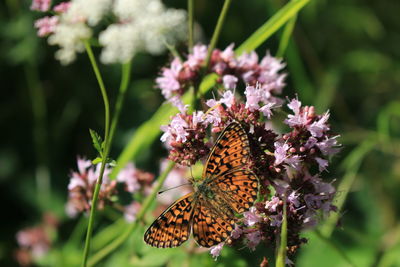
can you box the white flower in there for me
[48,21,91,65]
[99,23,140,64]
[67,0,112,26]
[99,0,187,64]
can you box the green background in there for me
[1,0,400,266]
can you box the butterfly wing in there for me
[144,193,194,248]
[203,122,251,178]
[212,169,258,213]
[192,196,235,247]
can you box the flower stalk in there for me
[81,41,111,267]
[204,0,233,69]
[188,0,194,51]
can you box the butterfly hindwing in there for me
[203,122,250,178]
[192,197,235,247]
[213,169,258,213]
[144,193,194,248]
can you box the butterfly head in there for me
[193,179,215,200]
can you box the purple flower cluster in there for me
[206,97,339,259]
[156,44,286,113]
[15,213,58,266]
[66,157,154,221]
[158,48,340,260]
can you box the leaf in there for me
[89,128,103,157]
[91,157,102,165]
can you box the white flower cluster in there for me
[100,0,187,64]
[46,0,186,65]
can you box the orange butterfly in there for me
[144,122,258,248]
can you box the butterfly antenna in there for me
[158,183,191,195]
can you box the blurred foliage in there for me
[1,0,400,266]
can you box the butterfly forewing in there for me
[203,122,251,178]
[144,193,194,248]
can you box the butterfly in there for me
[144,122,258,248]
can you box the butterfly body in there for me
[144,122,259,248]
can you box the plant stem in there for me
[108,62,132,146]
[276,12,297,58]
[276,198,287,267]
[81,41,111,267]
[88,161,176,266]
[188,0,194,52]
[204,0,233,69]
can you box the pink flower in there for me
[160,114,190,144]
[244,85,261,111]
[168,95,188,113]
[288,191,300,208]
[192,111,205,126]
[308,112,330,137]
[123,202,141,223]
[30,0,51,12]
[260,52,286,75]
[222,75,238,89]
[187,44,207,69]
[231,224,243,239]
[274,141,289,165]
[220,43,235,62]
[265,196,280,212]
[219,90,235,108]
[315,157,329,172]
[259,103,275,118]
[34,16,58,37]
[209,242,224,259]
[53,2,70,13]
[246,230,262,251]
[237,51,258,70]
[156,58,182,99]
[117,163,141,193]
[285,98,309,127]
[304,136,318,149]
[243,207,262,226]
[316,136,340,156]
[269,214,283,227]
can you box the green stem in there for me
[108,62,132,145]
[276,198,287,267]
[188,0,194,51]
[204,0,233,69]
[276,12,297,58]
[88,161,176,266]
[82,41,111,267]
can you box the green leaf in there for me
[92,157,103,165]
[236,0,310,55]
[89,128,103,157]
